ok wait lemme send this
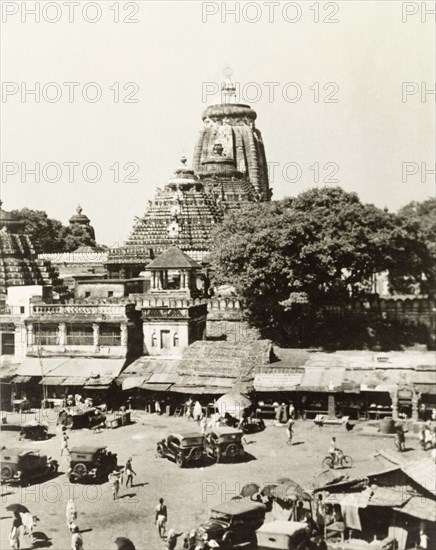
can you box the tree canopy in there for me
[209,187,431,344]
[11,208,101,253]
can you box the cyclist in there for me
[328,437,340,464]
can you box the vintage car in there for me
[1,448,58,485]
[19,422,48,441]
[68,445,117,483]
[156,433,204,468]
[58,407,106,430]
[203,427,245,463]
[196,500,266,548]
[256,521,311,550]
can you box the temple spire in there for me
[222,65,237,104]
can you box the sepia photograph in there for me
[0,1,435,549]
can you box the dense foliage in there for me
[210,188,433,346]
[11,208,100,253]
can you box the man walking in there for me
[155,498,168,539]
[60,428,69,456]
[124,457,136,488]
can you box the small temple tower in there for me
[68,205,96,241]
[193,67,271,205]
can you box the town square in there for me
[1,1,435,550]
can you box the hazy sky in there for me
[1,0,435,245]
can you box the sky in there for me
[1,0,435,246]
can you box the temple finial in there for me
[222,65,236,104]
[77,205,83,214]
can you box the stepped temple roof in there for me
[0,206,58,300]
[120,158,223,263]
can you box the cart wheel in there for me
[156,444,165,458]
[322,456,334,469]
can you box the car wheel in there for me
[73,463,87,477]
[175,453,185,468]
[226,444,239,461]
[222,534,233,549]
[65,416,74,429]
[1,466,12,480]
[156,444,165,458]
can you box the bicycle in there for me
[322,451,353,469]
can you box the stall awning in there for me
[141,383,173,392]
[254,372,303,392]
[12,375,34,384]
[299,368,345,392]
[39,377,67,385]
[122,376,148,391]
[60,376,90,386]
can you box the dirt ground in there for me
[0,410,428,550]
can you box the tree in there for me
[62,224,97,252]
[11,208,66,253]
[397,198,436,293]
[209,187,429,344]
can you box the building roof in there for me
[402,458,436,496]
[146,247,200,269]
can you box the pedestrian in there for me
[193,401,202,423]
[60,429,69,456]
[155,498,168,539]
[185,396,193,419]
[124,457,136,488]
[66,499,77,530]
[200,415,208,435]
[288,402,296,419]
[419,529,429,549]
[71,526,83,550]
[155,399,162,415]
[9,512,22,550]
[110,469,121,500]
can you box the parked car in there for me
[203,427,245,463]
[58,407,106,429]
[196,500,266,548]
[156,432,204,468]
[68,445,117,483]
[1,448,58,485]
[256,521,311,550]
[19,422,48,441]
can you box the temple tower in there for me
[193,68,271,206]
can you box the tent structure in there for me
[214,392,252,419]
